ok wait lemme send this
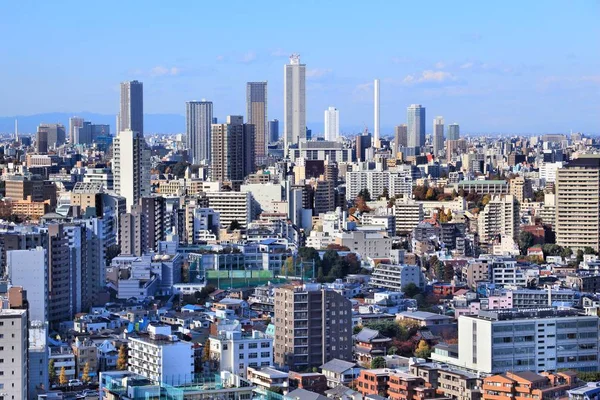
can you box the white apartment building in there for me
[346,170,412,200]
[488,257,539,287]
[209,319,273,378]
[335,230,391,260]
[393,198,424,234]
[369,264,425,292]
[478,195,520,243]
[113,129,151,211]
[240,182,284,213]
[7,247,47,322]
[128,325,194,385]
[0,309,28,400]
[539,161,563,184]
[432,309,600,374]
[206,191,254,229]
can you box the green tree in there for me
[380,187,390,200]
[194,284,217,304]
[116,345,128,371]
[518,231,535,255]
[371,356,386,369]
[202,339,211,362]
[577,250,584,264]
[82,362,90,383]
[48,359,56,384]
[584,247,597,255]
[171,161,190,178]
[402,283,421,298]
[414,340,432,359]
[388,346,398,355]
[59,366,68,386]
[358,188,372,202]
[229,220,241,231]
[560,247,573,259]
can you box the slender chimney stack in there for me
[374,78,380,148]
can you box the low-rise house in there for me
[247,366,289,394]
[353,328,392,367]
[320,359,362,389]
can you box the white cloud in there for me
[240,51,257,64]
[460,62,474,69]
[434,61,446,69]
[403,70,458,85]
[306,68,332,78]
[149,66,180,77]
[271,49,288,57]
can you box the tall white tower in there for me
[374,79,380,148]
[324,107,339,141]
[14,119,18,141]
[284,54,306,152]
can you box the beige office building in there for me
[556,157,600,251]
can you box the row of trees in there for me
[48,359,95,386]
[282,247,362,283]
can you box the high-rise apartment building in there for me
[284,54,306,150]
[113,129,151,210]
[407,104,426,149]
[448,123,460,140]
[433,116,444,156]
[210,115,255,184]
[394,124,408,153]
[140,196,166,252]
[324,106,339,141]
[186,100,213,164]
[119,80,144,134]
[274,284,353,371]
[247,82,268,164]
[509,176,533,204]
[48,224,72,323]
[7,248,47,322]
[119,209,148,256]
[478,195,520,243]
[356,133,372,162]
[269,119,279,143]
[69,116,84,143]
[556,157,600,251]
[0,309,28,400]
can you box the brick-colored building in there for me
[388,371,436,400]
[355,369,391,397]
[482,371,577,400]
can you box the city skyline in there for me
[0,1,598,134]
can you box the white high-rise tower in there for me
[186,100,213,164]
[374,79,380,148]
[284,54,306,151]
[324,107,339,141]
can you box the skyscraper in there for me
[113,129,151,210]
[186,100,213,164]
[119,80,144,135]
[246,82,268,164]
[374,78,380,148]
[284,54,306,151]
[210,116,256,184]
[0,309,28,399]
[324,106,339,141]
[269,119,279,143]
[394,124,408,152]
[407,104,426,149]
[69,117,84,143]
[433,116,445,156]
[448,123,460,140]
[37,123,66,150]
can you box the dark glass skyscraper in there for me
[119,80,144,135]
[246,82,268,164]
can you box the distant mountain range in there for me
[0,112,186,135]
[0,113,458,137]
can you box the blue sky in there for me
[0,0,598,134]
